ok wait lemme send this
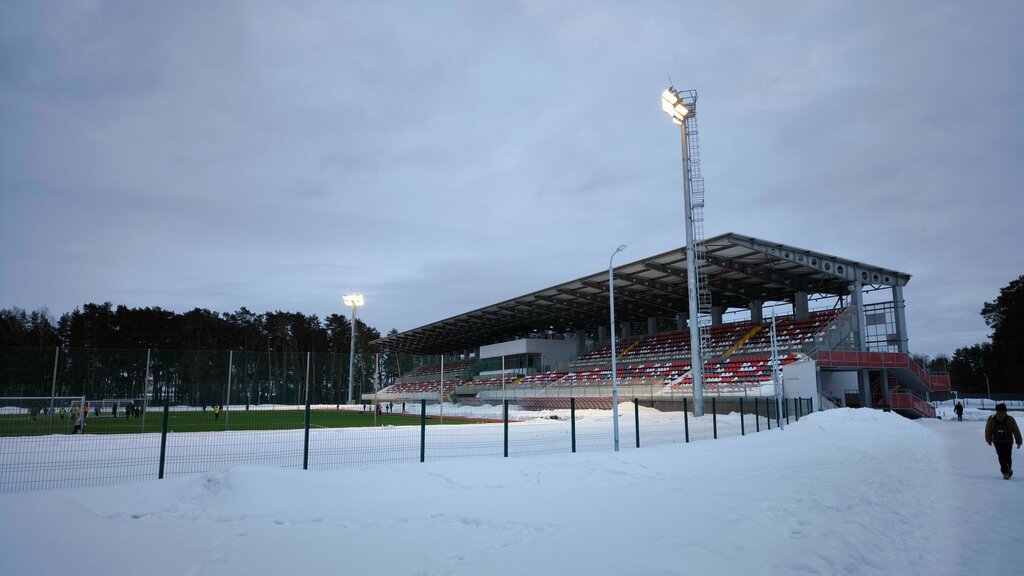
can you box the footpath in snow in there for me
[0,407,1020,576]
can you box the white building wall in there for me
[479,338,578,372]
[782,359,819,411]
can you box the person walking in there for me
[985,403,1023,480]
[954,402,964,422]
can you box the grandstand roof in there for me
[372,232,911,354]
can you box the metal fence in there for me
[1,394,812,493]
[1,346,812,493]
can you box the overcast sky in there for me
[2,0,1022,358]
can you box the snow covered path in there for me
[921,416,1024,575]
[0,409,1018,576]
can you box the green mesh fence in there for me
[1,346,814,493]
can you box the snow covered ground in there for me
[1,404,1020,576]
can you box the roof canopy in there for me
[372,232,910,354]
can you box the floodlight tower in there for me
[662,86,709,417]
[344,293,364,404]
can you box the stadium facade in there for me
[372,232,948,418]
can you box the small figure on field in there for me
[214,405,221,420]
[73,412,84,434]
[376,403,382,417]
[985,403,1023,480]
[59,407,66,421]
[112,404,117,418]
[954,402,964,422]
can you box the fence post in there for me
[158,399,169,480]
[767,397,772,430]
[634,398,640,448]
[786,397,791,425]
[755,396,760,432]
[712,397,717,439]
[303,395,311,471]
[795,397,800,422]
[683,397,689,443]
[503,400,509,458]
[740,397,745,436]
[570,397,577,453]
[420,399,426,463]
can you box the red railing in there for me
[890,393,936,418]
[812,350,950,391]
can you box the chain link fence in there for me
[1,346,811,493]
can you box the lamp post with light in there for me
[609,244,627,451]
[661,86,705,417]
[344,293,364,404]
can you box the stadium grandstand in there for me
[371,232,949,419]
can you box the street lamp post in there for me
[344,293,364,404]
[662,86,705,417]
[609,244,627,451]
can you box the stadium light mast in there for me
[662,86,705,417]
[609,244,627,451]
[344,293,365,404]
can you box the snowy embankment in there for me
[5,408,1015,575]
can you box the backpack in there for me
[991,417,1012,443]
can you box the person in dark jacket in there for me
[954,402,964,422]
[985,403,1023,480]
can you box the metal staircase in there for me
[679,90,713,362]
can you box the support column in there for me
[676,313,687,332]
[859,369,872,408]
[621,322,632,340]
[749,300,763,324]
[711,306,724,326]
[892,285,909,353]
[647,317,658,337]
[576,330,587,356]
[882,368,892,407]
[850,282,867,350]
[792,291,809,320]
[597,325,608,347]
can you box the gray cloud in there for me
[2,0,1023,357]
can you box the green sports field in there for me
[0,408,478,437]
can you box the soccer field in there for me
[0,406,477,437]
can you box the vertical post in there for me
[225,350,233,429]
[683,397,689,443]
[570,397,577,453]
[634,398,640,448]
[419,399,426,463]
[503,400,509,458]
[679,119,705,418]
[785,397,790,425]
[141,348,151,433]
[712,397,717,439]
[303,352,311,470]
[755,397,760,432]
[740,397,745,436]
[609,246,625,451]
[48,346,59,433]
[767,398,771,430]
[158,399,169,479]
[347,303,358,403]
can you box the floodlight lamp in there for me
[661,88,679,105]
[343,293,365,307]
